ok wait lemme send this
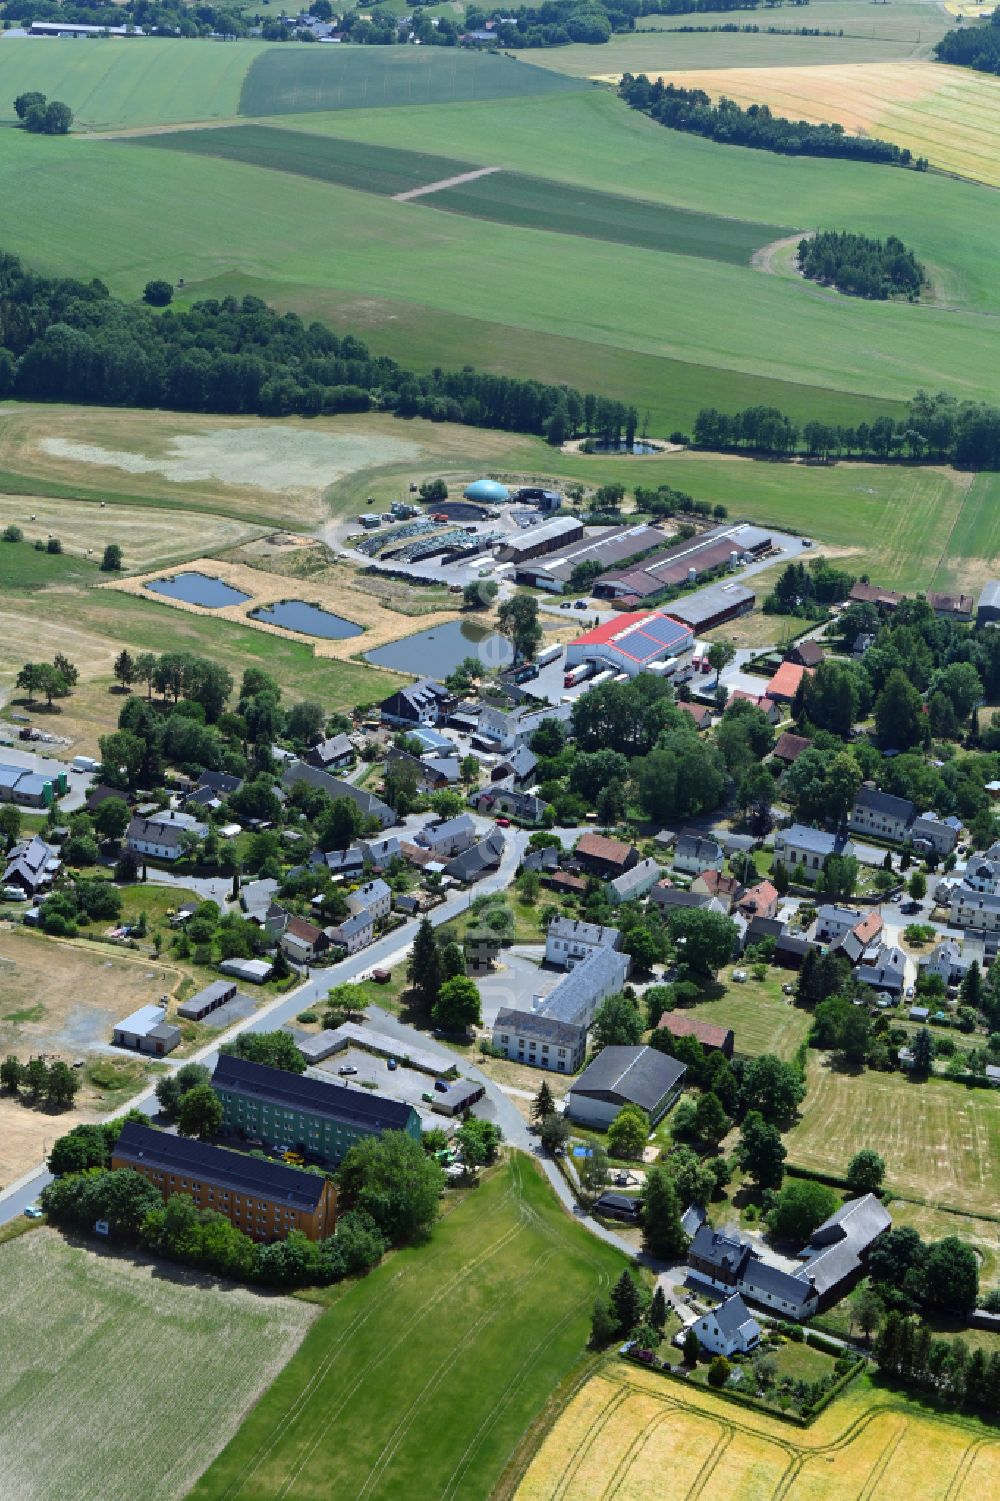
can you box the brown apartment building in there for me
[112,1120,336,1242]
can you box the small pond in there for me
[365,619,513,677]
[250,599,363,641]
[588,439,664,456]
[145,571,250,609]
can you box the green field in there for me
[0,1228,315,1501]
[0,36,259,130]
[189,1156,624,1501]
[142,125,786,266]
[787,1056,1000,1215]
[685,968,813,1061]
[237,43,584,117]
[639,0,947,43]
[927,471,1000,595]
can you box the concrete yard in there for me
[310,1046,450,1130]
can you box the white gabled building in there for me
[692,1294,761,1358]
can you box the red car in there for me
[495,817,511,828]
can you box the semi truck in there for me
[563,662,593,688]
[536,644,563,668]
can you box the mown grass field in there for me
[647,61,1000,189]
[189,1156,624,1501]
[640,0,947,43]
[0,1229,315,1501]
[144,125,786,265]
[526,26,933,77]
[787,1056,1000,1215]
[516,1362,1000,1501]
[927,472,1000,595]
[685,968,813,1061]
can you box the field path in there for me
[752,232,810,276]
[394,165,502,201]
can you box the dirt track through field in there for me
[393,165,503,201]
[752,232,811,276]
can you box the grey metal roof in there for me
[853,786,915,821]
[777,823,846,856]
[712,1293,761,1341]
[494,1007,585,1048]
[978,580,1000,610]
[445,829,504,881]
[570,1045,686,1112]
[608,858,661,900]
[670,580,755,629]
[541,945,630,1027]
[115,1003,171,1037]
[547,916,620,949]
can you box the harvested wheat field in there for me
[618,62,1000,189]
[0,1229,316,1501]
[516,1363,1000,1501]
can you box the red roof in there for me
[773,731,812,763]
[575,831,635,868]
[570,610,692,665]
[657,1012,733,1050]
[738,880,778,917]
[853,910,883,945]
[766,661,811,701]
[677,700,712,729]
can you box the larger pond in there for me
[366,619,513,677]
[145,571,250,609]
[250,599,363,641]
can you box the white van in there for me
[71,756,98,773]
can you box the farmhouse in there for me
[177,979,238,1022]
[126,814,202,862]
[657,1011,735,1058]
[566,1045,686,1127]
[666,580,756,633]
[282,763,394,830]
[111,1003,180,1057]
[692,1294,761,1358]
[112,1121,336,1241]
[795,1195,892,1303]
[545,917,621,969]
[492,1007,587,1072]
[672,831,724,875]
[212,1054,420,1166]
[564,611,694,680]
[849,581,904,611]
[687,1224,818,1320]
[595,524,770,602]
[848,785,915,843]
[926,590,973,621]
[573,832,639,880]
[607,857,662,905]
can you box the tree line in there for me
[797,230,925,301]
[0,0,249,37]
[934,6,1000,77]
[617,76,927,169]
[0,250,597,444]
[693,389,1000,467]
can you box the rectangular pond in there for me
[145,571,250,608]
[365,619,513,677]
[249,599,363,641]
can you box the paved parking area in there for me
[311,1045,447,1130]
[476,950,555,1026]
[202,993,256,1029]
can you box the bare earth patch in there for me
[0,1229,316,1501]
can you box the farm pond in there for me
[145,571,250,608]
[249,599,363,640]
[365,619,513,676]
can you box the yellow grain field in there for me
[600,61,1000,189]
[516,1364,1000,1501]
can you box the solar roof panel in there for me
[639,615,690,650]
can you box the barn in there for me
[565,611,694,679]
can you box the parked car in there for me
[2,886,28,901]
[421,1091,434,1104]
[338,1064,358,1076]
[574,599,587,609]
[732,969,748,983]
[434,1078,449,1092]
[560,601,572,609]
[781,983,795,996]
[387,1058,397,1071]
[23,1205,42,1220]
[495,817,511,828]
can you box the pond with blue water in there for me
[250,599,363,641]
[365,619,513,677]
[145,571,250,609]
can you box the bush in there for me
[707,1355,731,1388]
[3,524,22,542]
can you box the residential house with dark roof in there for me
[692,1294,761,1358]
[280,916,330,964]
[795,1195,891,1306]
[772,731,812,765]
[347,878,391,922]
[788,639,825,669]
[326,909,375,954]
[445,828,505,883]
[306,733,354,771]
[283,762,394,830]
[379,678,453,726]
[848,785,915,844]
[856,943,907,996]
[491,744,537,786]
[607,857,662,905]
[573,832,639,879]
[470,784,549,824]
[910,812,961,856]
[650,883,727,916]
[545,917,621,969]
[919,938,983,987]
[415,812,477,857]
[687,1224,819,1319]
[672,832,724,876]
[657,1012,734,1058]
[926,591,973,622]
[3,834,60,894]
[126,815,191,862]
[112,1120,336,1241]
[566,1044,686,1127]
[849,581,903,611]
[492,1007,586,1073]
[212,1053,419,1167]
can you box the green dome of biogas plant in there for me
[463,479,510,504]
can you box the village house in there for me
[573,831,639,880]
[280,916,330,965]
[607,857,662,905]
[773,824,856,881]
[692,1294,761,1358]
[673,831,724,876]
[491,1008,587,1073]
[656,1011,734,1058]
[347,878,392,923]
[545,917,621,969]
[690,869,743,910]
[737,880,779,921]
[3,834,60,895]
[326,909,375,955]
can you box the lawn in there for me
[786,1055,1000,1216]
[0,1228,315,1501]
[516,1362,1000,1500]
[685,967,813,1061]
[189,1155,625,1501]
[648,61,1000,190]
